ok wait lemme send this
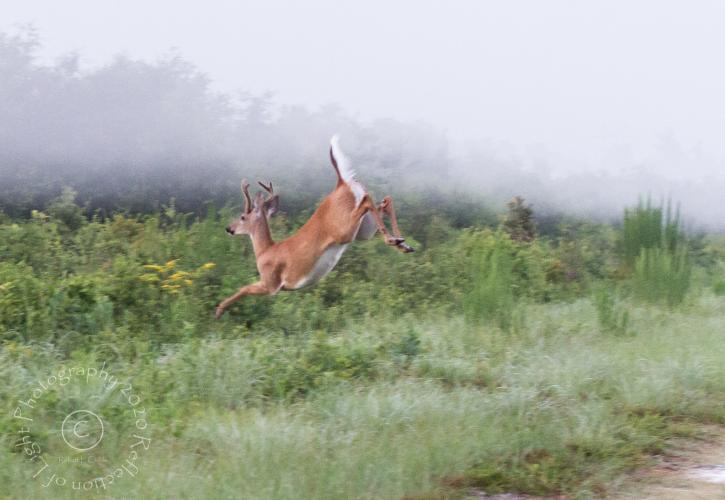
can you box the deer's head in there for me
[226,180,279,236]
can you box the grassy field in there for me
[1,198,725,499]
[2,295,725,498]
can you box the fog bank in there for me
[0,29,723,230]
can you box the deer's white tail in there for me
[329,135,356,185]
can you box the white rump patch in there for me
[330,135,365,206]
[349,180,365,207]
[330,135,356,183]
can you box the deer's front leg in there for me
[215,281,270,319]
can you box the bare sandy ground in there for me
[619,426,725,499]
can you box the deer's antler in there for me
[241,179,252,213]
[258,180,274,197]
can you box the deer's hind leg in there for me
[354,194,414,253]
[378,196,403,238]
[378,195,413,252]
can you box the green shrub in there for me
[502,196,536,243]
[0,262,48,340]
[47,186,85,232]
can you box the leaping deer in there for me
[215,135,414,319]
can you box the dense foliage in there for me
[5,193,706,348]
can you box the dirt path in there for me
[619,426,725,499]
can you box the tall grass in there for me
[594,285,630,335]
[2,297,725,498]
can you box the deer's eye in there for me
[240,215,246,221]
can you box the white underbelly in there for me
[354,212,377,240]
[292,244,349,289]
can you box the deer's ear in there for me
[264,195,279,217]
[252,191,265,213]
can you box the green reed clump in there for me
[621,198,692,306]
[464,232,515,330]
[621,198,683,269]
[632,246,692,307]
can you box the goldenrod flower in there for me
[161,283,181,293]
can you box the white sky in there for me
[3,0,725,175]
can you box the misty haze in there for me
[2,2,725,499]
[2,1,725,229]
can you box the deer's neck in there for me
[250,222,274,257]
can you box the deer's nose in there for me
[225,226,234,235]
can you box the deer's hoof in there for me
[386,236,405,246]
[215,306,225,320]
[397,242,415,253]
